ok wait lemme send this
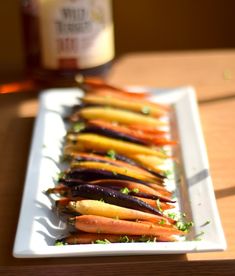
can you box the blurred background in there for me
[0,0,235,80]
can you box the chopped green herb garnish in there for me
[132,188,139,193]
[141,106,151,115]
[107,149,116,160]
[201,220,211,227]
[55,171,66,181]
[159,219,165,225]
[167,212,177,219]
[72,122,86,133]
[94,239,111,244]
[55,241,65,246]
[138,236,157,243]
[119,236,130,243]
[160,148,167,155]
[120,187,130,194]
[164,170,173,178]
[194,231,205,241]
[176,221,194,232]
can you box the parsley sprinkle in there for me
[141,106,151,115]
[119,236,130,243]
[72,122,85,133]
[107,149,116,160]
[176,221,194,232]
[201,220,211,227]
[94,239,111,244]
[194,231,205,241]
[55,241,65,246]
[167,212,177,219]
[55,171,66,181]
[164,170,173,178]
[120,187,130,194]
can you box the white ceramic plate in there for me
[13,86,226,258]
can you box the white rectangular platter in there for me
[13,86,226,258]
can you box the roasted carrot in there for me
[70,215,185,236]
[90,179,172,201]
[82,95,168,117]
[135,197,175,211]
[76,75,150,98]
[78,107,167,127]
[70,161,161,183]
[86,119,176,146]
[69,152,163,181]
[66,133,168,159]
[57,232,175,244]
[70,184,166,217]
[87,89,150,100]
[132,154,166,175]
[86,89,170,111]
[129,124,168,135]
[68,200,170,224]
[46,184,69,196]
[146,183,171,196]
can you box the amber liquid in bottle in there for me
[21,0,115,87]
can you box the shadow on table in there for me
[215,186,235,199]
[198,92,235,105]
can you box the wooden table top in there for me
[1,49,235,275]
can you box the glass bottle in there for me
[21,0,115,87]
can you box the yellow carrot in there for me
[82,95,168,117]
[68,200,170,224]
[67,133,168,159]
[132,154,166,174]
[70,161,160,183]
[79,107,166,126]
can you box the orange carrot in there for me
[76,76,150,99]
[83,95,168,117]
[88,89,150,100]
[46,184,69,196]
[134,197,175,211]
[87,119,176,146]
[146,183,172,197]
[66,133,168,159]
[57,232,175,244]
[71,215,185,237]
[70,161,161,183]
[129,124,168,135]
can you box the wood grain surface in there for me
[1,50,235,274]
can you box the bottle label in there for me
[37,0,114,70]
